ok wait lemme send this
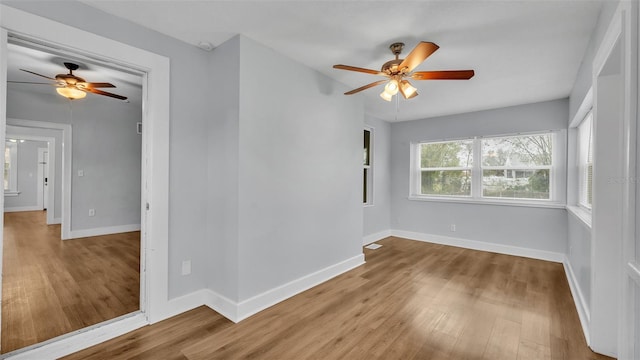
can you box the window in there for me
[363,128,372,205]
[4,141,18,193]
[418,140,473,196]
[481,134,552,200]
[577,110,593,209]
[411,131,560,205]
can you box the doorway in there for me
[0,5,171,358]
[2,33,144,355]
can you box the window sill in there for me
[566,205,592,228]
[4,191,20,197]
[408,195,566,209]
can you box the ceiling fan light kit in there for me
[56,86,86,100]
[333,41,474,101]
[10,62,128,101]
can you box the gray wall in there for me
[390,99,569,254]
[205,36,364,302]
[363,115,391,238]
[207,35,241,300]
[4,0,210,297]
[565,0,621,328]
[4,139,48,209]
[236,36,363,300]
[569,1,619,121]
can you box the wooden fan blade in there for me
[333,64,386,76]
[344,80,388,95]
[411,70,475,80]
[82,82,116,88]
[20,69,56,81]
[398,42,439,73]
[84,87,128,100]
[7,81,55,85]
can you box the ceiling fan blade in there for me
[20,69,57,81]
[7,81,55,85]
[344,80,388,95]
[411,70,475,80]
[81,82,116,89]
[84,87,128,100]
[398,42,439,73]
[333,64,386,76]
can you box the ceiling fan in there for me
[9,62,127,101]
[333,41,474,101]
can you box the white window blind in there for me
[577,111,593,209]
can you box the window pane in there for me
[482,169,550,199]
[363,168,368,203]
[4,146,10,191]
[363,129,371,166]
[421,140,473,168]
[421,170,471,196]
[482,134,552,167]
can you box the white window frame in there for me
[4,140,18,195]
[409,131,564,208]
[415,139,474,198]
[576,110,593,211]
[567,88,593,227]
[363,127,373,206]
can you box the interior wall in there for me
[3,0,211,298]
[207,35,241,301]
[570,1,620,121]
[363,115,391,239]
[3,139,48,210]
[390,99,569,254]
[235,36,364,301]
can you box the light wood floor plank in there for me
[63,237,612,360]
[1,211,140,353]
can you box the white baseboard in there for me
[363,229,392,245]
[151,289,210,324]
[4,312,147,360]
[202,254,366,323]
[390,230,565,263]
[68,224,141,239]
[52,217,62,224]
[4,206,43,213]
[563,256,591,346]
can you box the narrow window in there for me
[4,141,18,192]
[363,128,372,204]
[577,110,593,209]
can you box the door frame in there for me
[36,147,48,211]
[2,132,55,221]
[0,5,171,358]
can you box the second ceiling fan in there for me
[333,41,474,101]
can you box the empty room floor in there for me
[1,211,140,353]
[63,236,611,360]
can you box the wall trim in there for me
[67,224,141,240]
[390,230,565,263]
[563,256,591,346]
[4,313,147,360]
[201,254,366,324]
[363,229,392,245]
[4,206,42,213]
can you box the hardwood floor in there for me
[63,236,612,360]
[1,211,140,354]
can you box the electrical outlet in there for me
[450,224,456,232]
[181,260,191,275]
[88,208,95,217]
[78,170,84,177]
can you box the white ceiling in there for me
[18,1,605,122]
[6,41,143,106]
